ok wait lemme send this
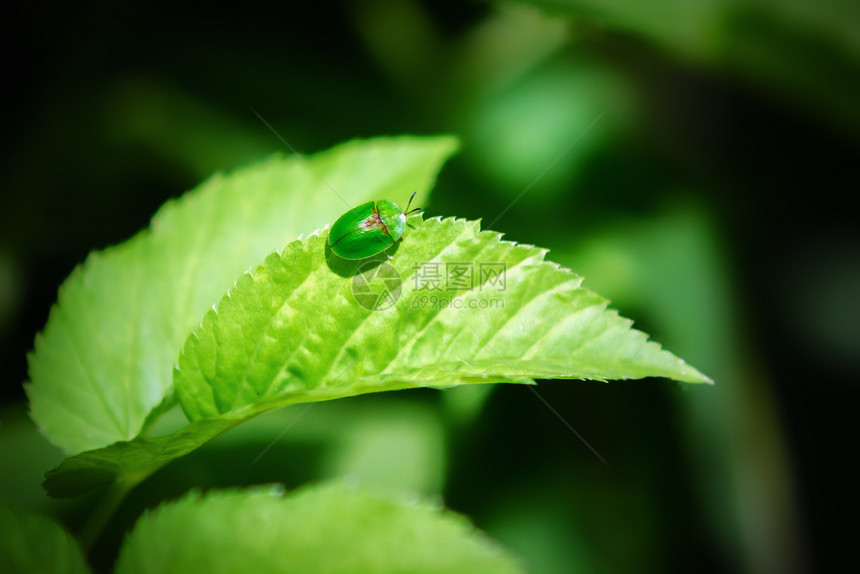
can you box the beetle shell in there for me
[327,200,408,259]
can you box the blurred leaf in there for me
[44,215,708,498]
[115,483,524,574]
[320,402,447,494]
[103,79,274,178]
[487,495,594,574]
[440,384,496,426]
[525,0,860,136]
[0,405,65,511]
[524,0,723,58]
[465,60,630,203]
[27,135,459,455]
[451,3,570,96]
[0,504,91,574]
[555,204,804,571]
[350,0,443,94]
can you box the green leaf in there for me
[26,135,459,455]
[176,216,708,422]
[41,418,238,498]
[115,482,524,574]
[0,504,92,574]
[43,216,709,498]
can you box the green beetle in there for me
[327,193,422,259]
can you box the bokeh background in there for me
[2,1,858,572]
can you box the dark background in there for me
[2,1,858,572]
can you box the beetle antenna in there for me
[405,191,423,215]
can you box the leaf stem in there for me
[78,468,154,553]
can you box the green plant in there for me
[6,135,708,573]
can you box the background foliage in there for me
[2,1,857,572]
